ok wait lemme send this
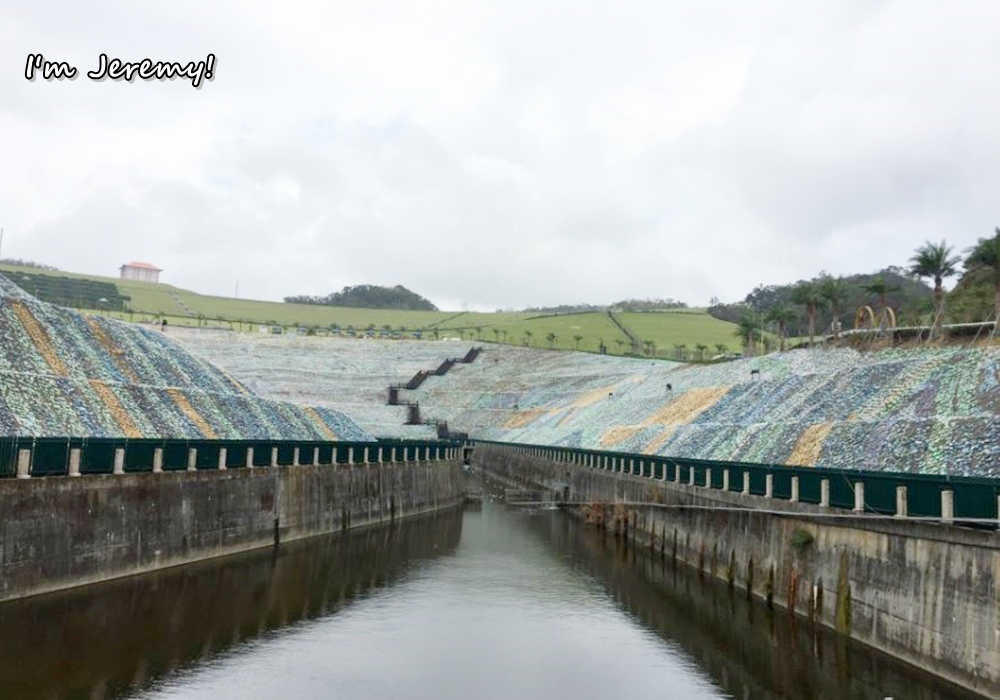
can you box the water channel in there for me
[0,486,986,700]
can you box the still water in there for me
[0,488,985,700]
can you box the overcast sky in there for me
[2,1,999,311]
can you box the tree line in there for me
[284,284,438,311]
[714,230,1000,352]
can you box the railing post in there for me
[765,474,773,499]
[270,446,278,467]
[378,447,384,464]
[292,447,300,466]
[722,469,730,491]
[661,463,668,482]
[218,447,227,471]
[69,448,81,477]
[854,481,865,512]
[348,447,355,465]
[114,447,125,475]
[154,447,164,473]
[363,446,370,464]
[790,476,799,503]
[941,489,954,524]
[895,486,908,518]
[187,448,197,472]
[820,479,830,508]
[17,448,31,479]
[391,447,398,463]
[312,447,319,466]
[704,467,712,488]
[688,467,696,486]
[742,471,750,495]
[246,447,254,469]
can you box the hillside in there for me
[0,272,371,441]
[0,262,740,357]
[408,344,1000,476]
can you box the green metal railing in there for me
[0,437,463,478]
[472,439,1000,523]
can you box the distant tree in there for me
[909,240,961,338]
[546,332,557,349]
[284,284,438,311]
[790,281,826,346]
[643,339,653,357]
[493,328,501,343]
[819,275,848,339]
[614,338,625,354]
[695,343,708,360]
[863,277,900,315]
[474,326,482,339]
[573,334,583,350]
[735,312,762,356]
[524,329,533,346]
[766,304,797,352]
[964,228,1000,325]
[714,343,728,355]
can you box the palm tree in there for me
[643,340,653,357]
[863,276,899,314]
[735,312,762,356]
[790,282,826,347]
[614,338,625,354]
[695,343,708,360]
[474,326,482,339]
[523,330,533,346]
[546,332,557,349]
[819,275,848,339]
[573,334,583,350]
[766,304,797,352]
[910,240,961,338]
[714,343,728,356]
[493,328,501,343]
[964,228,1000,325]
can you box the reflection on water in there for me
[527,508,985,700]
[0,489,985,700]
[0,508,463,700]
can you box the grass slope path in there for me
[0,273,372,441]
[410,344,1000,477]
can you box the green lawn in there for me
[0,263,740,355]
[614,311,742,359]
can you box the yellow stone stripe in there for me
[786,423,835,466]
[168,389,219,439]
[599,425,643,447]
[503,409,547,429]
[306,406,337,440]
[89,380,143,438]
[84,317,141,383]
[644,386,731,426]
[642,425,679,455]
[12,301,69,376]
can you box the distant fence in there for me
[472,439,1000,525]
[0,437,464,479]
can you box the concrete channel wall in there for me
[474,442,1000,699]
[0,457,465,602]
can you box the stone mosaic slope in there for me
[0,273,372,441]
[411,345,1000,476]
[171,329,477,439]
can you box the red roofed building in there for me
[120,261,162,283]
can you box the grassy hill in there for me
[0,262,739,358]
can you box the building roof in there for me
[121,261,162,271]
